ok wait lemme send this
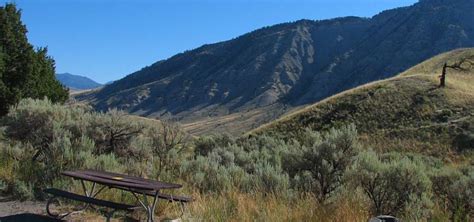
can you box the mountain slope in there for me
[77,0,474,135]
[56,73,102,90]
[251,48,474,156]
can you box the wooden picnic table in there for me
[49,170,185,222]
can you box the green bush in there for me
[87,110,145,156]
[283,124,360,202]
[181,135,291,193]
[194,134,233,156]
[453,132,474,152]
[346,150,432,219]
[430,166,473,221]
[182,124,359,200]
[146,121,190,179]
[2,98,471,222]
[0,98,188,198]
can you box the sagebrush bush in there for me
[0,99,189,198]
[194,133,233,156]
[181,134,292,193]
[430,166,474,221]
[0,98,471,221]
[283,124,360,202]
[346,150,432,219]
[181,124,359,200]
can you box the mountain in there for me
[251,48,474,155]
[56,73,102,90]
[77,0,474,135]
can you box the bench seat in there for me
[157,193,192,203]
[119,187,192,203]
[44,188,137,211]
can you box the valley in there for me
[0,0,473,221]
[76,0,474,136]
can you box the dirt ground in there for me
[0,196,184,221]
[0,197,46,217]
[0,196,125,221]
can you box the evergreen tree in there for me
[0,3,68,116]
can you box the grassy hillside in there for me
[1,97,472,220]
[76,0,474,137]
[252,48,474,157]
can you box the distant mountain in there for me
[77,0,474,135]
[252,48,474,153]
[56,73,102,90]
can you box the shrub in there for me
[0,98,188,198]
[181,135,290,193]
[194,133,233,156]
[182,124,359,199]
[346,151,432,219]
[430,166,473,221]
[453,132,474,152]
[147,121,190,178]
[87,110,145,156]
[283,124,360,202]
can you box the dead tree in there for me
[439,57,473,87]
[439,63,447,87]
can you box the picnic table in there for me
[44,170,191,222]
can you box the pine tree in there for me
[0,3,68,116]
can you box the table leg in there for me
[79,180,93,211]
[78,181,107,211]
[145,191,160,222]
[131,190,160,222]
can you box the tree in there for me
[0,3,68,116]
[439,57,474,87]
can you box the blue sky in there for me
[2,0,417,83]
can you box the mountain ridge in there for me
[56,73,102,90]
[77,0,474,135]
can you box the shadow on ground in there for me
[0,213,63,222]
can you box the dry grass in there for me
[248,48,474,158]
[32,187,370,221]
[182,191,369,222]
[253,48,474,133]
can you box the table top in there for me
[62,170,182,191]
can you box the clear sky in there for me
[1,0,418,83]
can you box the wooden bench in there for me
[44,188,138,221]
[156,193,192,203]
[123,188,192,203]
[124,188,192,215]
[51,170,191,221]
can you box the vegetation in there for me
[252,49,474,158]
[0,2,472,221]
[0,3,68,117]
[346,151,433,219]
[0,98,472,221]
[0,99,189,200]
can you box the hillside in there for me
[77,0,474,135]
[56,73,102,90]
[252,48,474,156]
